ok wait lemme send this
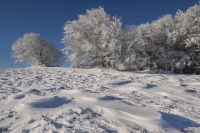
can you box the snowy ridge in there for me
[0,67,200,133]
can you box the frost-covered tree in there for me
[166,3,200,74]
[124,2,200,74]
[124,15,173,71]
[118,25,149,71]
[147,14,173,70]
[62,7,123,68]
[12,33,64,67]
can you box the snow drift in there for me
[0,67,200,132]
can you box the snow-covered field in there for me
[0,67,200,133]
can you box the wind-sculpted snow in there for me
[28,96,71,108]
[0,67,200,132]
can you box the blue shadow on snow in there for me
[160,112,200,131]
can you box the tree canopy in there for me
[62,7,123,69]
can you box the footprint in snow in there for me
[41,87,56,92]
[99,96,122,101]
[185,89,197,93]
[181,84,188,87]
[1,78,8,80]
[28,89,42,95]
[145,84,157,89]
[13,94,25,99]
[110,80,132,86]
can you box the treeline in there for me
[62,3,200,74]
[12,2,200,74]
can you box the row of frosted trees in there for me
[12,3,200,74]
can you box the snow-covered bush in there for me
[62,7,123,69]
[12,33,65,67]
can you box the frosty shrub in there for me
[12,33,65,67]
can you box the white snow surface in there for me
[0,67,200,133]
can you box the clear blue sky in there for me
[0,0,198,68]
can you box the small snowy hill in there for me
[0,67,200,133]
